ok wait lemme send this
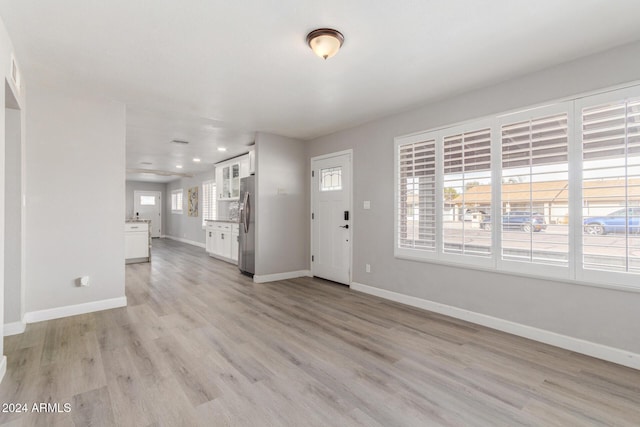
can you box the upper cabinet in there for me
[215,152,252,200]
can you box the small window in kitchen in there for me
[202,180,216,226]
[171,189,183,214]
[320,166,342,191]
[140,195,156,206]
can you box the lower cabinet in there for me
[205,222,239,264]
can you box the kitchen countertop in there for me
[126,218,151,223]
[206,219,239,224]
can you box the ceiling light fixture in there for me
[171,139,189,145]
[176,165,183,169]
[306,28,344,60]
[217,147,227,152]
[193,158,201,162]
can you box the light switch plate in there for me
[363,201,371,210]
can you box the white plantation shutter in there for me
[581,98,640,273]
[501,111,569,265]
[443,128,492,256]
[398,138,436,251]
[171,189,183,213]
[202,180,217,225]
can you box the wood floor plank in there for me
[2,238,640,426]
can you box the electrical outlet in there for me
[365,264,371,273]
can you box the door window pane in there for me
[140,195,156,206]
[320,167,342,191]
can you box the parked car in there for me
[462,209,487,221]
[583,207,640,235]
[481,211,547,232]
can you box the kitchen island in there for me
[125,219,151,263]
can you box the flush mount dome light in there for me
[306,28,344,60]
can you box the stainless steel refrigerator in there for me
[238,176,255,276]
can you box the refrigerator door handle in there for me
[244,192,251,234]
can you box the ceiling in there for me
[2,1,640,182]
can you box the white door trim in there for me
[310,149,353,284]
[133,190,162,237]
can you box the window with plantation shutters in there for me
[202,180,217,226]
[398,138,436,251]
[443,128,492,257]
[394,84,640,289]
[581,97,640,274]
[171,189,183,214]
[500,111,569,266]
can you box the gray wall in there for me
[4,107,21,324]
[255,132,308,276]
[165,169,214,245]
[306,40,640,354]
[125,180,166,235]
[25,85,126,312]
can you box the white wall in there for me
[4,107,21,325]
[164,170,214,245]
[306,40,640,355]
[255,132,308,276]
[24,85,126,315]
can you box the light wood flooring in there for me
[2,238,640,426]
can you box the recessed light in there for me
[176,165,183,169]
[193,158,201,162]
[217,147,227,152]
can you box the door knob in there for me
[339,225,349,229]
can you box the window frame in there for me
[495,102,574,281]
[394,84,640,292]
[171,188,184,214]
[574,85,640,288]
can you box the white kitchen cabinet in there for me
[125,222,150,262]
[205,221,236,263]
[215,153,252,201]
[248,148,255,175]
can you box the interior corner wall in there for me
[254,132,308,276]
[164,169,214,245]
[24,85,126,314]
[306,40,640,355]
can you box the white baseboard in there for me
[0,356,6,384]
[163,235,206,249]
[254,270,312,283]
[24,297,127,324]
[3,321,26,336]
[350,282,640,371]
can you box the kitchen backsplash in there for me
[218,200,240,221]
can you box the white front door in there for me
[311,151,352,285]
[134,191,162,237]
